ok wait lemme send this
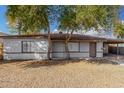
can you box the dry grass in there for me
[0,59,124,88]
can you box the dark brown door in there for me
[90,42,96,57]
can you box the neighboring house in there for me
[1,33,124,60]
[0,32,8,36]
[0,32,9,60]
[0,32,8,43]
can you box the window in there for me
[68,42,79,52]
[22,41,32,52]
[31,41,47,52]
[52,42,65,52]
[22,41,48,53]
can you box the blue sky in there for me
[0,5,124,34]
[0,5,58,34]
[0,5,8,33]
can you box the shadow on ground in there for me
[22,59,82,68]
[0,58,117,69]
[22,58,117,68]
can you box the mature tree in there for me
[59,5,79,59]
[59,5,119,59]
[114,21,124,38]
[6,6,23,34]
[113,6,124,38]
[6,5,59,60]
[76,5,119,31]
[6,5,48,35]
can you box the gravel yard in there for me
[0,59,124,88]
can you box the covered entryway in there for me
[104,39,124,56]
[90,42,96,57]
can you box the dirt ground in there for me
[0,59,124,88]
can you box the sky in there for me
[0,5,9,33]
[0,5,124,34]
[0,5,58,34]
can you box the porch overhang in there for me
[104,39,124,44]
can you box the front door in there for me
[90,42,96,57]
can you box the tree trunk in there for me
[18,22,21,35]
[47,26,52,60]
[18,30,21,35]
[65,41,70,60]
[65,30,74,60]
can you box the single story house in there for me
[1,33,124,60]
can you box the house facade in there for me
[52,41,104,58]
[1,33,123,60]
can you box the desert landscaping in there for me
[0,59,124,88]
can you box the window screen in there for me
[22,41,47,52]
[22,41,31,52]
[68,42,79,52]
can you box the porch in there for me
[103,39,124,64]
[103,39,124,56]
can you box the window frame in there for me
[68,42,80,52]
[22,41,32,53]
[21,41,48,53]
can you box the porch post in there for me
[117,43,119,59]
[117,43,119,55]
